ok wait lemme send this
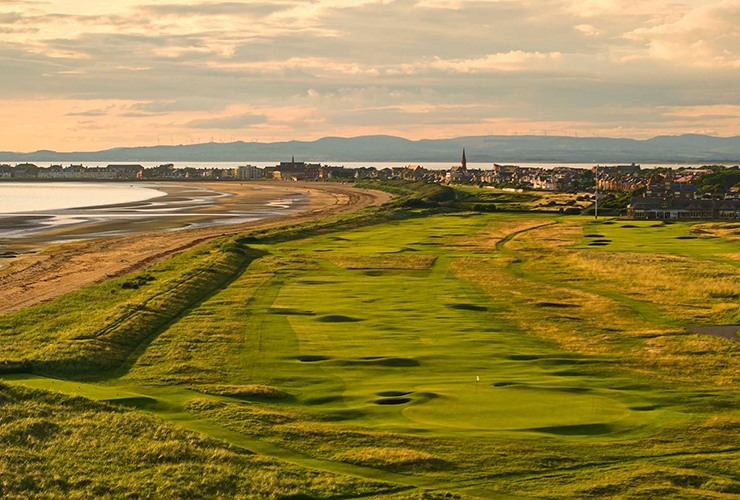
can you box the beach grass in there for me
[0,237,259,377]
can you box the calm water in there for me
[0,182,165,214]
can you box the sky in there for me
[1,0,740,151]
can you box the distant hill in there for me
[1,134,739,164]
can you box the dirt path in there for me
[686,325,740,342]
[0,182,392,315]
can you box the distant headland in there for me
[1,133,739,163]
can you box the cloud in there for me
[623,0,740,68]
[184,112,268,129]
[66,110,108,117]
[140,2,299,17]
[429,51,563,72]
[0,12,24,23]
[661,104,740,119]
[0,26,36,33]
[567,0,675,18]
[574,24,602,36]
[1,0,740,151]
[132,99,229,113]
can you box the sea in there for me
[0,182,165,214]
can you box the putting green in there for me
[403,383,632,432]
[252,215,662,437]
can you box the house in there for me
[644,177,701,200]
[377,168,393,179]
[594,164,641,175]
[390,167,405,179]
[106,164,144,179]
[12,163,38,178]
[236,165,263,180]
[354,167,376,179]
[403,165,428,181]
[82,167,113,179]
[37,165,64,178]
[626,198,740,220]
[274,157,320,180]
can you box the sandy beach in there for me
[0,181,392,314]
[0,181,312,252]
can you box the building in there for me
[403,165,429,181]
[643,176,701,200]
[446,149,470,182]
[37,165,64,178]
[594,164,641,175]
[106,164,144,179]
[83,167,113,179]
[236,165,263,180]
[273,157,321,180]
[353,167,376,179]
[627,198,740,220]
[12,163,38,178]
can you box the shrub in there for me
[120,274,155,290]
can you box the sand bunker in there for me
[317,315,364,323]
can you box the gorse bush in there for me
[120,274,155,290]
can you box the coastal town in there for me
[2,151,740,220]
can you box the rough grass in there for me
[451,186,589,213]
[0,237,260,377]
[320,254,437,269]
[185,392,740,499]
[483,218,740,386]
[10,206,740,498]
[199,385,291,400]
[332,448,447,471]
[121,263,274,386]
[0,383,394,499]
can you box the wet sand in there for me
[0,182,311,253]
[0,181,392,314]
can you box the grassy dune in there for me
[0,238,260,377]
[6,184,740,497]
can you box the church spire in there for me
[461,149,467,170]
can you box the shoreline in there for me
[0,182,392,314]
[0,181,311,254]
[0,181,166,214]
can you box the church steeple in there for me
[461,149,467,171]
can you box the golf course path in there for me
[686,325,740,342]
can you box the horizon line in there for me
[2,132,739,156]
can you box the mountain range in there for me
[1,134,739,164]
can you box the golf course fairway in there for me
[4,206,740,498]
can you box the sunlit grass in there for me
[8,200,740,497]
